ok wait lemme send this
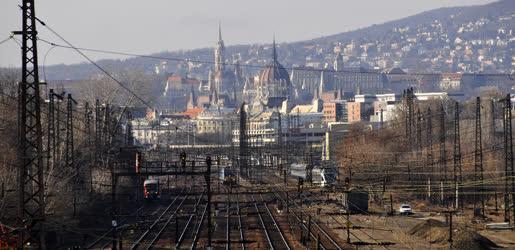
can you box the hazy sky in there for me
[0,0,495,67]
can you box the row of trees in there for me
[336,90,510,213]
[0,67,162,228]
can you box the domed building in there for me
[255,39,292,107]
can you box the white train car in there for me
[290,163,307,179]
[289,163,336,187]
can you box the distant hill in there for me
[306,0,514,44]
[41,0,514,80]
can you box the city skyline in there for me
[0,0,495,67]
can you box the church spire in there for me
[214,22,225,80]
[218,21,222,42]
[319,70,325,96]
[272,34,277,62]
[333,52,343,72]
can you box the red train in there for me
[143,179,160,200]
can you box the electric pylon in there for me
[15,0,45,246]
[426,108,433,201]
[474,97,485,215]
[453,102,462,210]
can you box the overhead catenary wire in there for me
[33,18,153,110]
[0,35,15,46]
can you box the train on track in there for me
[143,178,160,200]
[219,166,237,186]
[289,163,336,187]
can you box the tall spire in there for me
[218,21,222,42]
[214,22,225,78]
[313,85,320,100]
[333,52,343,72]
[319,70,325,95]
[272,34,277,62]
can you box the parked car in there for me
[399,204,413,215]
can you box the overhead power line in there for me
[34,18,153,109]
[0,35,14,46]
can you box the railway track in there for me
[173,192,206,249]
[297,188,392,248]
[270,186,344,250]
[269,170,392,248]
[86,204,148,249]
[252,194,291,250]
[190,199,208,249]
[236,193,246,250]
[129,190,193,249]
[222,186,247,250]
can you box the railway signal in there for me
[181,152,187,170]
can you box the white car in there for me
[399,204,413,215]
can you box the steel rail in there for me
[237,195,245,250]
[270,189,331,250]
[269,178,346,250]
[144,190,198,249]
[86,204,146,249]
[131,192,188,249]
[298,189,390,248]
[252,195,275,249]
[175,192,205,248]
[259,193,291,250]
[308,212,343,250]
[296,192,346,249]
[190,202,208,249]
[226,194,231,250]
[175,214,194,248]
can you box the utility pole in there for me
[47,89,56,171]
[84,102,92,148]
[439,104,447,206]
[206,156,212,249]
[474,97,485,216]
[445,210,455,248]
[417,108,422,157]
[65,94,76,171]
[55,92,62,169]
[403,88,415,138]
[95,99,102,162]
[84,102,93,193]
[14,0,45,247]
[111,164,117,250]
[103,104,110,153]
[65,94,78,217]
[126,111,133,146]
[239,103,248,178]
[426,108,433,201]
[503,94,514,223]
[380,109,384,129]
[348,158,352,188]
[406,88,414,182]
[490,98,496,144]
[453,102,462,210]
[346,211,351,243]
[278,110,283,153]
[416,108,422,192]
[408,88,414,143]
